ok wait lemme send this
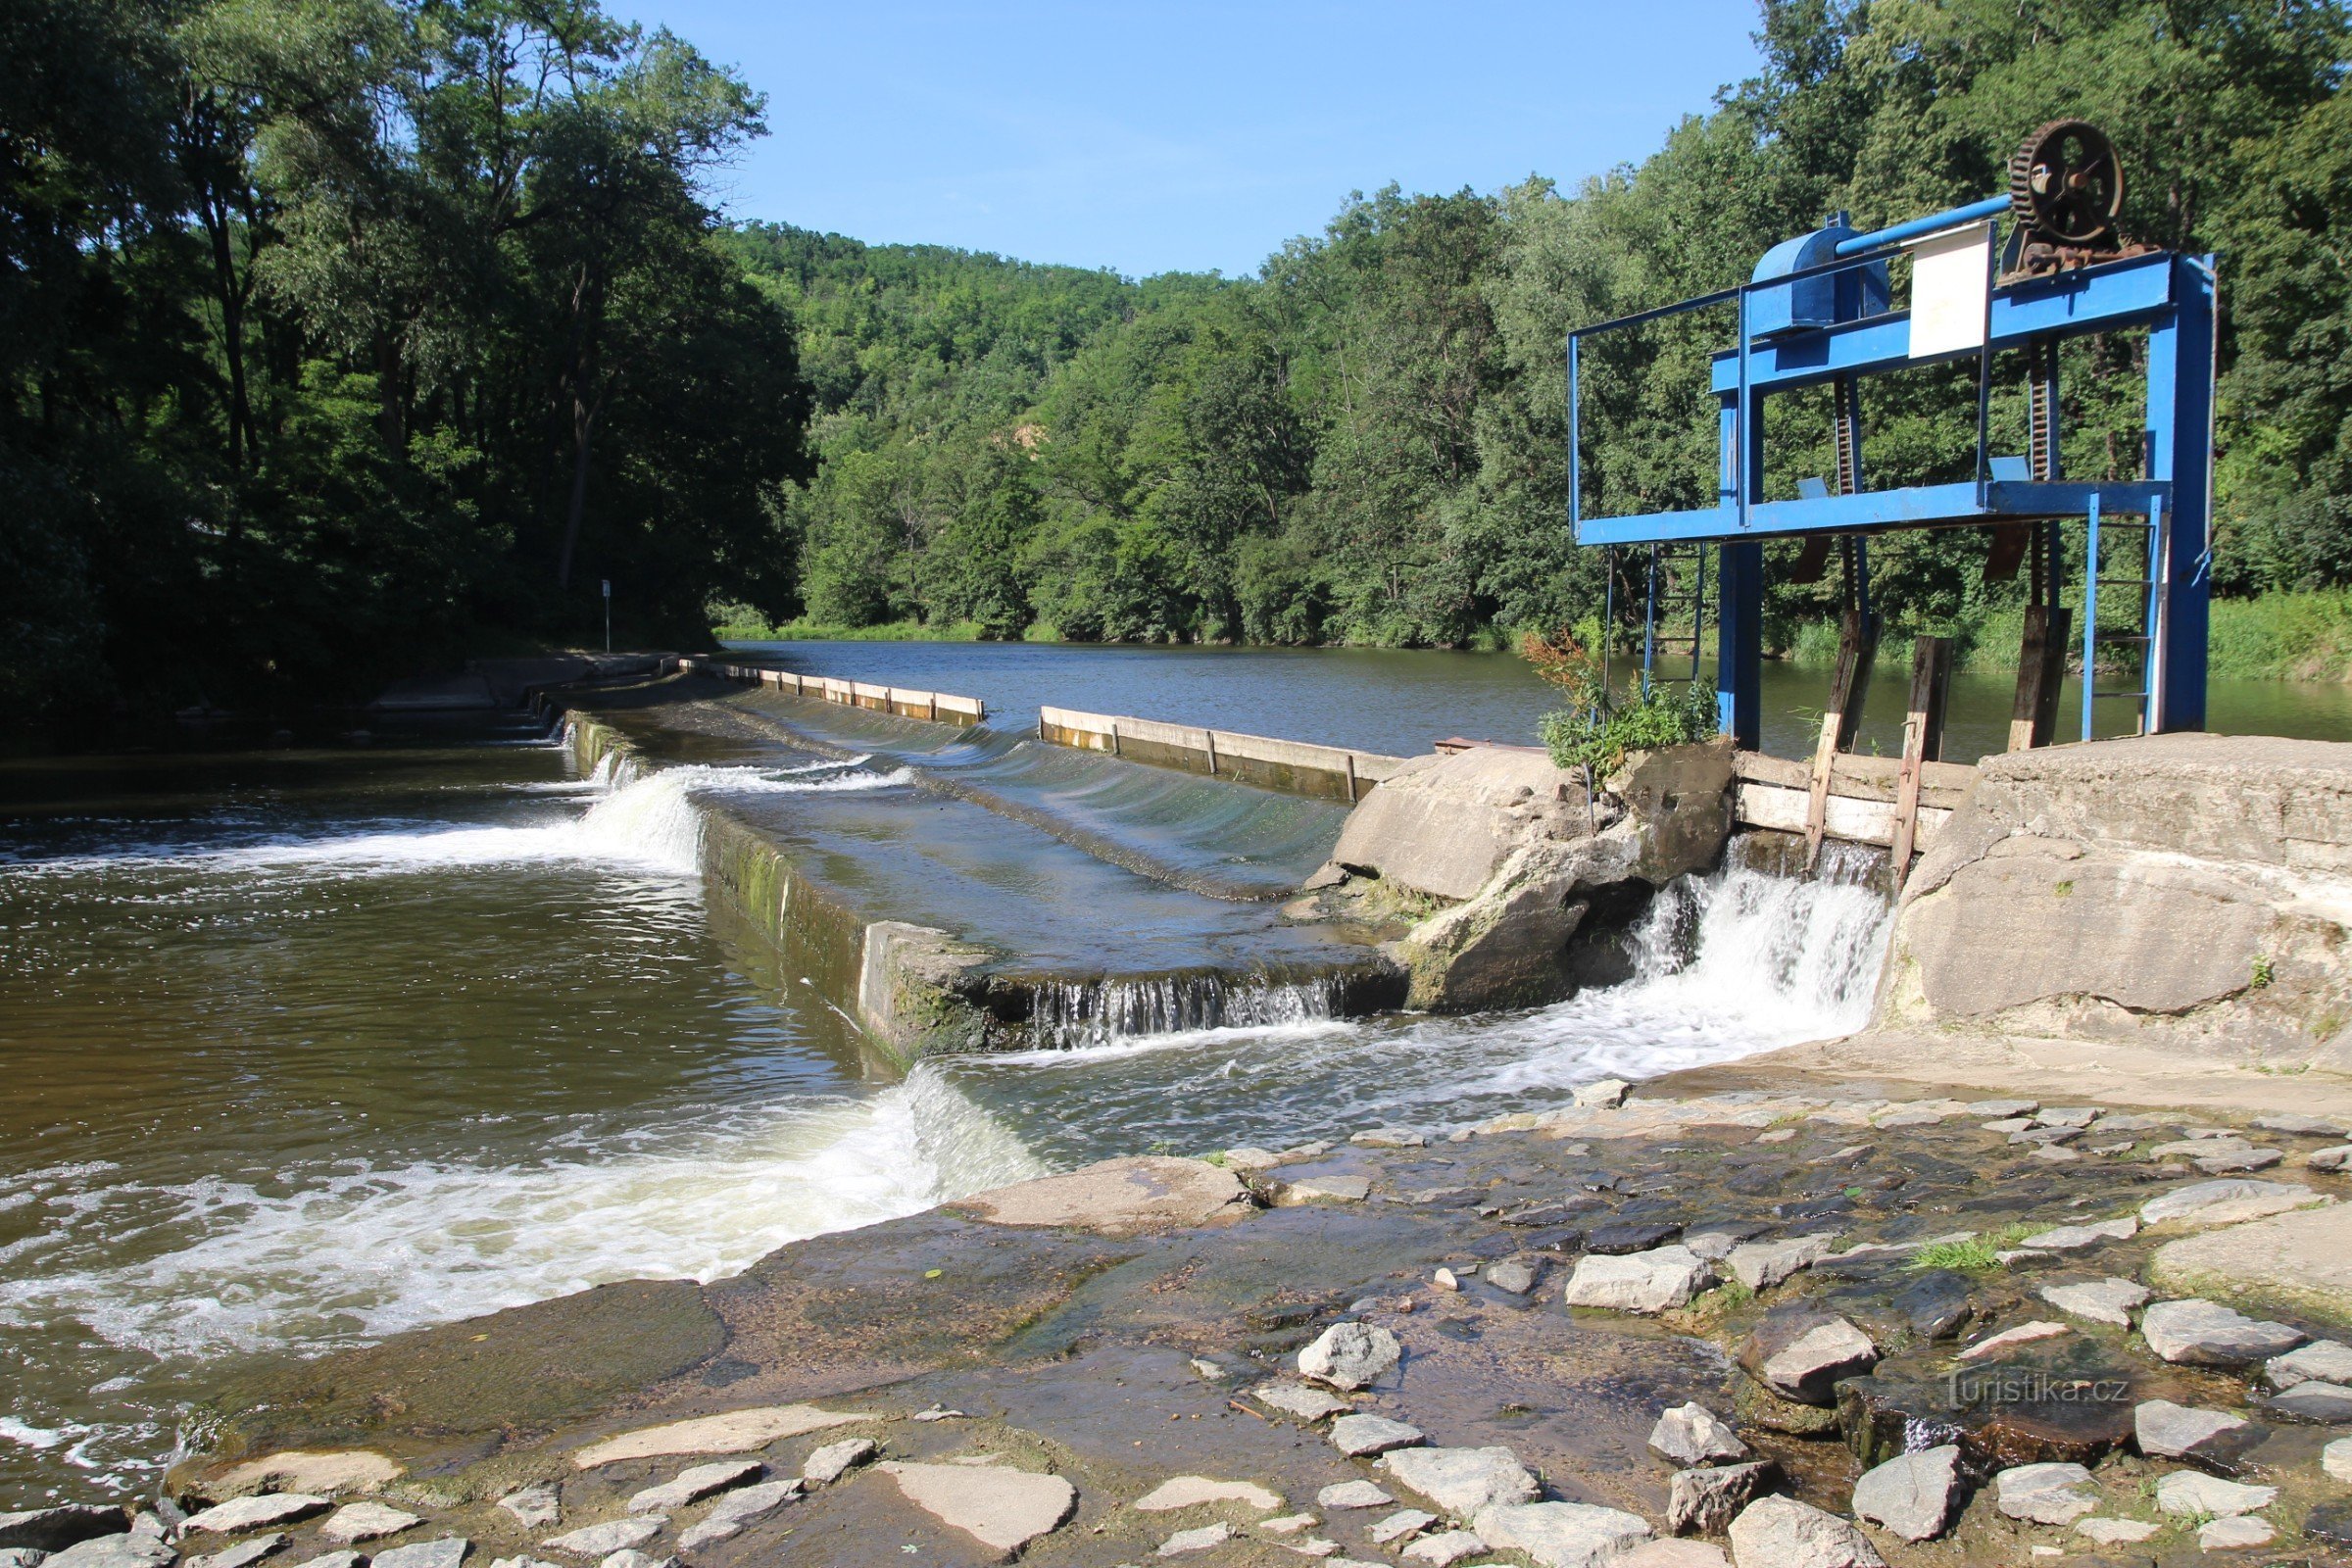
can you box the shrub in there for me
[1522,624,1720,776]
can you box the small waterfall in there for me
[1614,833,1895,1039]
[1021,972,1344,1051]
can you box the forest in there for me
[7,0,2352,741]
[719,0,2352,674]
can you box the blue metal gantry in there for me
[1568,189,2217,751]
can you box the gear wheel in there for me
[2009,119,2125,248]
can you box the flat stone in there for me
[1970,1100,2039,1117]
[1885,1270,1976,1341]
[1588,1221,1684,1254]
[2141,1298,2307,1366]
[1562,1246,1712,1314]
[1996,1463,2099,1525]
[1648,1403,1746,1467]
[2255,1113,2347,1137]
[182,1499,331,1537]
[1401,1531,1484,1567]
[879,1463,1076,1557]
[1257,1513,1316,1536]
[1134,1478,1282,1513]
[1472,1502,1651,1568]
[318,1503,420,1545]
[1667,1464,1774,1537]
[1153,1523,1229,1556]
[368,1543,466,1568]
[592,1553,669,1568]
[2156,1471,2276,1517]
[542,1522,662,1561]
[1484,1260,1538,1295]
[2134,1400,2247,1458]
[2036,1106,2103,1128]
[1379,1448,1540,1519]
[2309,1145,2352,1171]
[2040,1278,2151,1327]
[0,1511,122,1555]
[1277,1175,1372,1205]
[2074,1518,2162,1544]
[1330,1415,1424,1457]
[497,1486,561,1532]
[1352,1127,1425,1148]
[1983,1117,2034,1134]
[1619,1544,1730,1568]
[1223,1147,1281,1171]
[627,1460,761,1514]
[1575,1078,1632,1108]
[2323,1438,2352,1482]
[1369,1509,1437,1544]
[2139,1179,2322,1229]
[1727,1235,1837,1293]
[1724,1497,1885,1568]
[800,1440,877,1486]
[571,1406,858,1468]
[2021,1216,2137,1250]
[1252,1383,1351,1420]
[1317,1482,1395,1510]
[2268,1338,2352,1387]
[2150,1201,2352,1325]
[1298,1322,1401,1391]
[2198,1515,2277,1550]
[206,1453,403,1499]
[1850,1446,1960,1542]
[673,1482,798,1551]
[285,1554,364,1568]
[42,1539,171,1568]
[184,1537,284,1568]
[2029,1143,2080,1163]
[1743,1308,1878,1404]
[2266,1380,2352,1422]
[956,1156,1250,1236]
[2196,1147,2283,1174]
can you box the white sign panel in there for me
[1908,221,1993,359]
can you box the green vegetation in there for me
[13,0,2352,743]
[6,0,808,741]
[1910,1223,2035,1272]
[708,0,2352,686]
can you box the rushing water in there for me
[9,636,2337,1507]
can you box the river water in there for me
[0,644,2343,1507]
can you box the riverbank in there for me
[114,1084,2352,1568]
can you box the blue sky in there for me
[614,2,1769,278]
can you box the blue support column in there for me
[1718,543,1764,747]
[2147,256,2215,732]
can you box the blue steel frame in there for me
[1567,238,2216,746]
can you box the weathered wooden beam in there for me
[1804,606,1879,864]
[2007,604,2071,752]
[1890,635,1953,884]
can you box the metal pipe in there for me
[1833,196,2010,257]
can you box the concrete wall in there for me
[1038,706,1406,803]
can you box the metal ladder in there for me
[2080,492,2163,740]
[1642,542,1709,694]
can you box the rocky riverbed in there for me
[11,1087,2352,1568]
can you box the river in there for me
[1,643,2344,1507]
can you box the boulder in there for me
[1668,1465,1775,1537]
[1298,1322,1401,1391]
[1869,735,2352,1062]
[2139,1299,2307,1366]
[1485,1260,1540,1296]
[1471,1502,1651,1568]
[1994,1463,2099,1525]
[952,1156,1250,1237]
[1724,1497,1885,1568]
[1379,1448,1540,1519]
[1649,1404,1747,1467]
[877,1463,1076,1558]
[1331,747,1592,901]
[2133,1400,2246,1458]
[1563,1246,1714,1314]
[1330,1415,1425,1457]
[1849,1446,1960,1542]
[1740,1308,1878,1405]
[2154,1471,2275,1518]
[2148,1200,2352,1326]
[2038,1278,2149,1327]
[1574,1079,1633,1109]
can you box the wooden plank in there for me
[1889,636,1953,884]
[1804,607,1876,863]
[2007,603,2072,752]
[1736,780,1951,849]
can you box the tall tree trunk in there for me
[557,386,603,591]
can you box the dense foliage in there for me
[1523,626,1721,776]
[4,0,808,739]
[724,0,2352,671]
